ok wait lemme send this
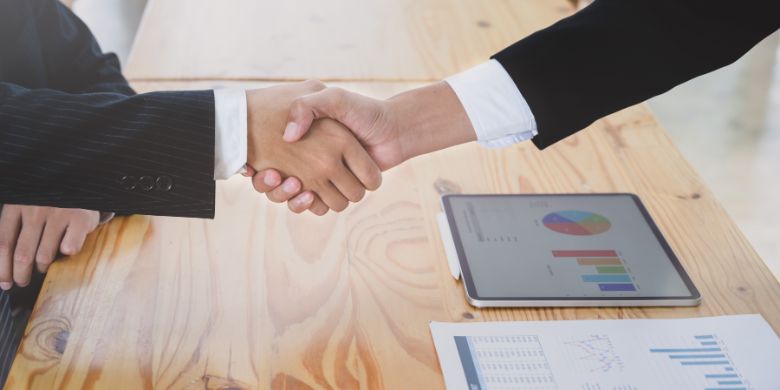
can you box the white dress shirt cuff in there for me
[213,88,248,180]
[446,59,538,148]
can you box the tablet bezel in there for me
[441,193,701,307]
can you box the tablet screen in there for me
[443,194,697,301]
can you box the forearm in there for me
[0,83,216,218]
[389,81,477,161]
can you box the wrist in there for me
[388,81,477,161]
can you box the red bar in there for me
[552,250,618,258]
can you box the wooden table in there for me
[125,0,573,81]
[9,0,780,388]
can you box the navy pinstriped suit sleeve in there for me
[1,0,218,218]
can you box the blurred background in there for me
[72,0,780,280]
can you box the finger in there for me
[13,217,45,287]
[60,224,88,256]
[251,169,283,193]
[308,194,330,216]
[0,207,21,290]
[287,191,315,214]
[36,220,67,274]
[284,88,347,142]
[343,142,383,191]
[315,180,350,212]
[266,177,303,203]
[328,162,367,203]
[242,165,257,177]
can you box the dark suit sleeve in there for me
[34,0,134,95]
[492,0,780,149]
[0,83,217,218]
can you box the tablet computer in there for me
[441,194,701,307]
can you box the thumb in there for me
[283,88,347,142]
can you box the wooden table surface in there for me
[125,0,573,81]
[9,0,780,388]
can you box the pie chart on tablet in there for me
[542,210,611,236]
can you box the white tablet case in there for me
[437,212,461,280]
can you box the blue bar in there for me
[725,367,735,371]
[706,374,739,378]
[650,347,721,353]
[701,341,718,346]
[583,274,632,283]
[669,354,726,359]
[705,388,745,390]
[599,283,637,292]
[695,335,715,340]
[681,360,730,366]
[718,381,743,385]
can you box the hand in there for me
[245,81,382,215]
[253,82,478,212]
[0,205,100,289]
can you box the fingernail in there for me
[263,173,279,186]
[282,179,299,193]
[0,282,11,290]
[283,122,298,141]
[296,192,313,205]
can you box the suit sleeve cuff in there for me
[213,88,248,180]
[445,59,538,148]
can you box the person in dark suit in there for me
[249,0,780,212]
[0,0,384,379]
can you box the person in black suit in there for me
[0,0,384,379]
[249,0,780,212]
[0,0,385,283]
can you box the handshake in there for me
[242,80,475,215]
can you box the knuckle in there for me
[14,253,33,265]
[35,253,54,265]
[303,79,326,92]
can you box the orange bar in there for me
[577,258,622,266]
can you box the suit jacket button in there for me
[156,176,174,192]
[120,175,137,190]
[138,175,155,192]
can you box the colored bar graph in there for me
[598,283,636,292]
[718,380,743,385]
[553,250,618,257]
[583,274,632,283]
[596,266,626,274]
[701,341,718,346]
[578,258,622,266]
[695,335,715,340]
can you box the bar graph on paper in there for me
[433,316,777,390]
[649,335,748,390]
[452,332,754,390]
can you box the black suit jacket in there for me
[1,0,216,218]
[492,0,780,149]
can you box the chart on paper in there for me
[431,315,780,390]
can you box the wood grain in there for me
[125,0,574,81]
[7,81,780,389]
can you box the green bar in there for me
[596,266,626,274]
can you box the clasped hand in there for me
[244,81,404,215]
